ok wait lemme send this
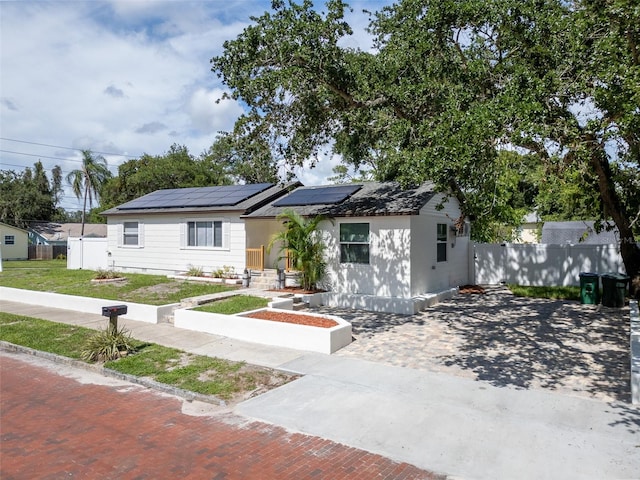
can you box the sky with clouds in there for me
[0,0,387,211]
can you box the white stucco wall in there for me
[322,216,413,298]
[106,213,247,275]
[411,193,470,294]
[319,193,469,301]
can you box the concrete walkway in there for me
[1,299,639,479]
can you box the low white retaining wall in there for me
[0,286,177,324]
[631,300,639,405]
[174,307,352,354]
[321,287,458,315]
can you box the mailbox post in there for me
[101,305,128,332]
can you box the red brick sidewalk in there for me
[0,353,442,479]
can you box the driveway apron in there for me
[329,286,630,402]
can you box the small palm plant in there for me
[81,325,137,362]
[268,209,331,292]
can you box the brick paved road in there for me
[0,353,441,480]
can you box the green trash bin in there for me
[579,272,600,305]
[601,273,629,308]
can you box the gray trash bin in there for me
[601,273,629,308]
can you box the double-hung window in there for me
[4,235,15,245]
[187,220,222,248]
[123,222,139,246]
[340,223,370,264]
[436,223,447,262]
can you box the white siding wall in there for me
[410,194,469,295]
[0,224,28,260]
[107,214,247,275]
[322,216,413,297]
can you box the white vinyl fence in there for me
[472,243,628,286]
[67,237,109,270]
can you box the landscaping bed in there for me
[174,307,352,354]
[244,310,338,328]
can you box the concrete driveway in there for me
[321,286,630,402]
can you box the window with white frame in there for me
[340,223,370,264]
[436,223,447,262]
[187,220,223,248]
[4,235,15,245]
[123,222,139,246]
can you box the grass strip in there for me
[0,312,288,400]
[508,285,580,301]
[193,295,270,315]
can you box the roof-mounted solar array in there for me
[117,183,273,210]
[273,184,362,207]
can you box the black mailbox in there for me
[102,305,128,317]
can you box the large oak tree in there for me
[211,0,640,296]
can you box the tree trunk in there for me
[81,184,88,237]
[588,139,640,298]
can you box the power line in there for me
[0,149,85,163]
[0,137,139,158]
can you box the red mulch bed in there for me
[244,311,338,329]
[459,284,486,294]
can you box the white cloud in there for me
[0,0,389,210]
[187,88,243,135]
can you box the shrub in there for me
[222,265,236,278]
[212,267,224,278]
[56,253,67,260]
[94,269,123,280]
[186,265,204,277]
[81,325,137,362]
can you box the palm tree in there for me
[268,209,331,292]
[66,150,111,236]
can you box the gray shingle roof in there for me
[541,221,619,244]
[245,182,438,218]
[29,222,107,240]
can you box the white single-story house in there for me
[28,222,107,246]
[245,182,471,313]
[100,183,298,275]
[0,223,29,260]
[101,181,470,314]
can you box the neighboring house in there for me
[541,221,619,245]
[100,183,298,275]
[0,223,29,260]
[513,212,541,243]
[246,182,471,314]
[28,222,107,245]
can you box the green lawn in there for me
[0,312,294,400]
[0,259,235,305]
[194,295,270,315]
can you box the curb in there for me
[0,341,227,407]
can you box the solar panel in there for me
[273,184,362,207]
[117,183,273,210]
